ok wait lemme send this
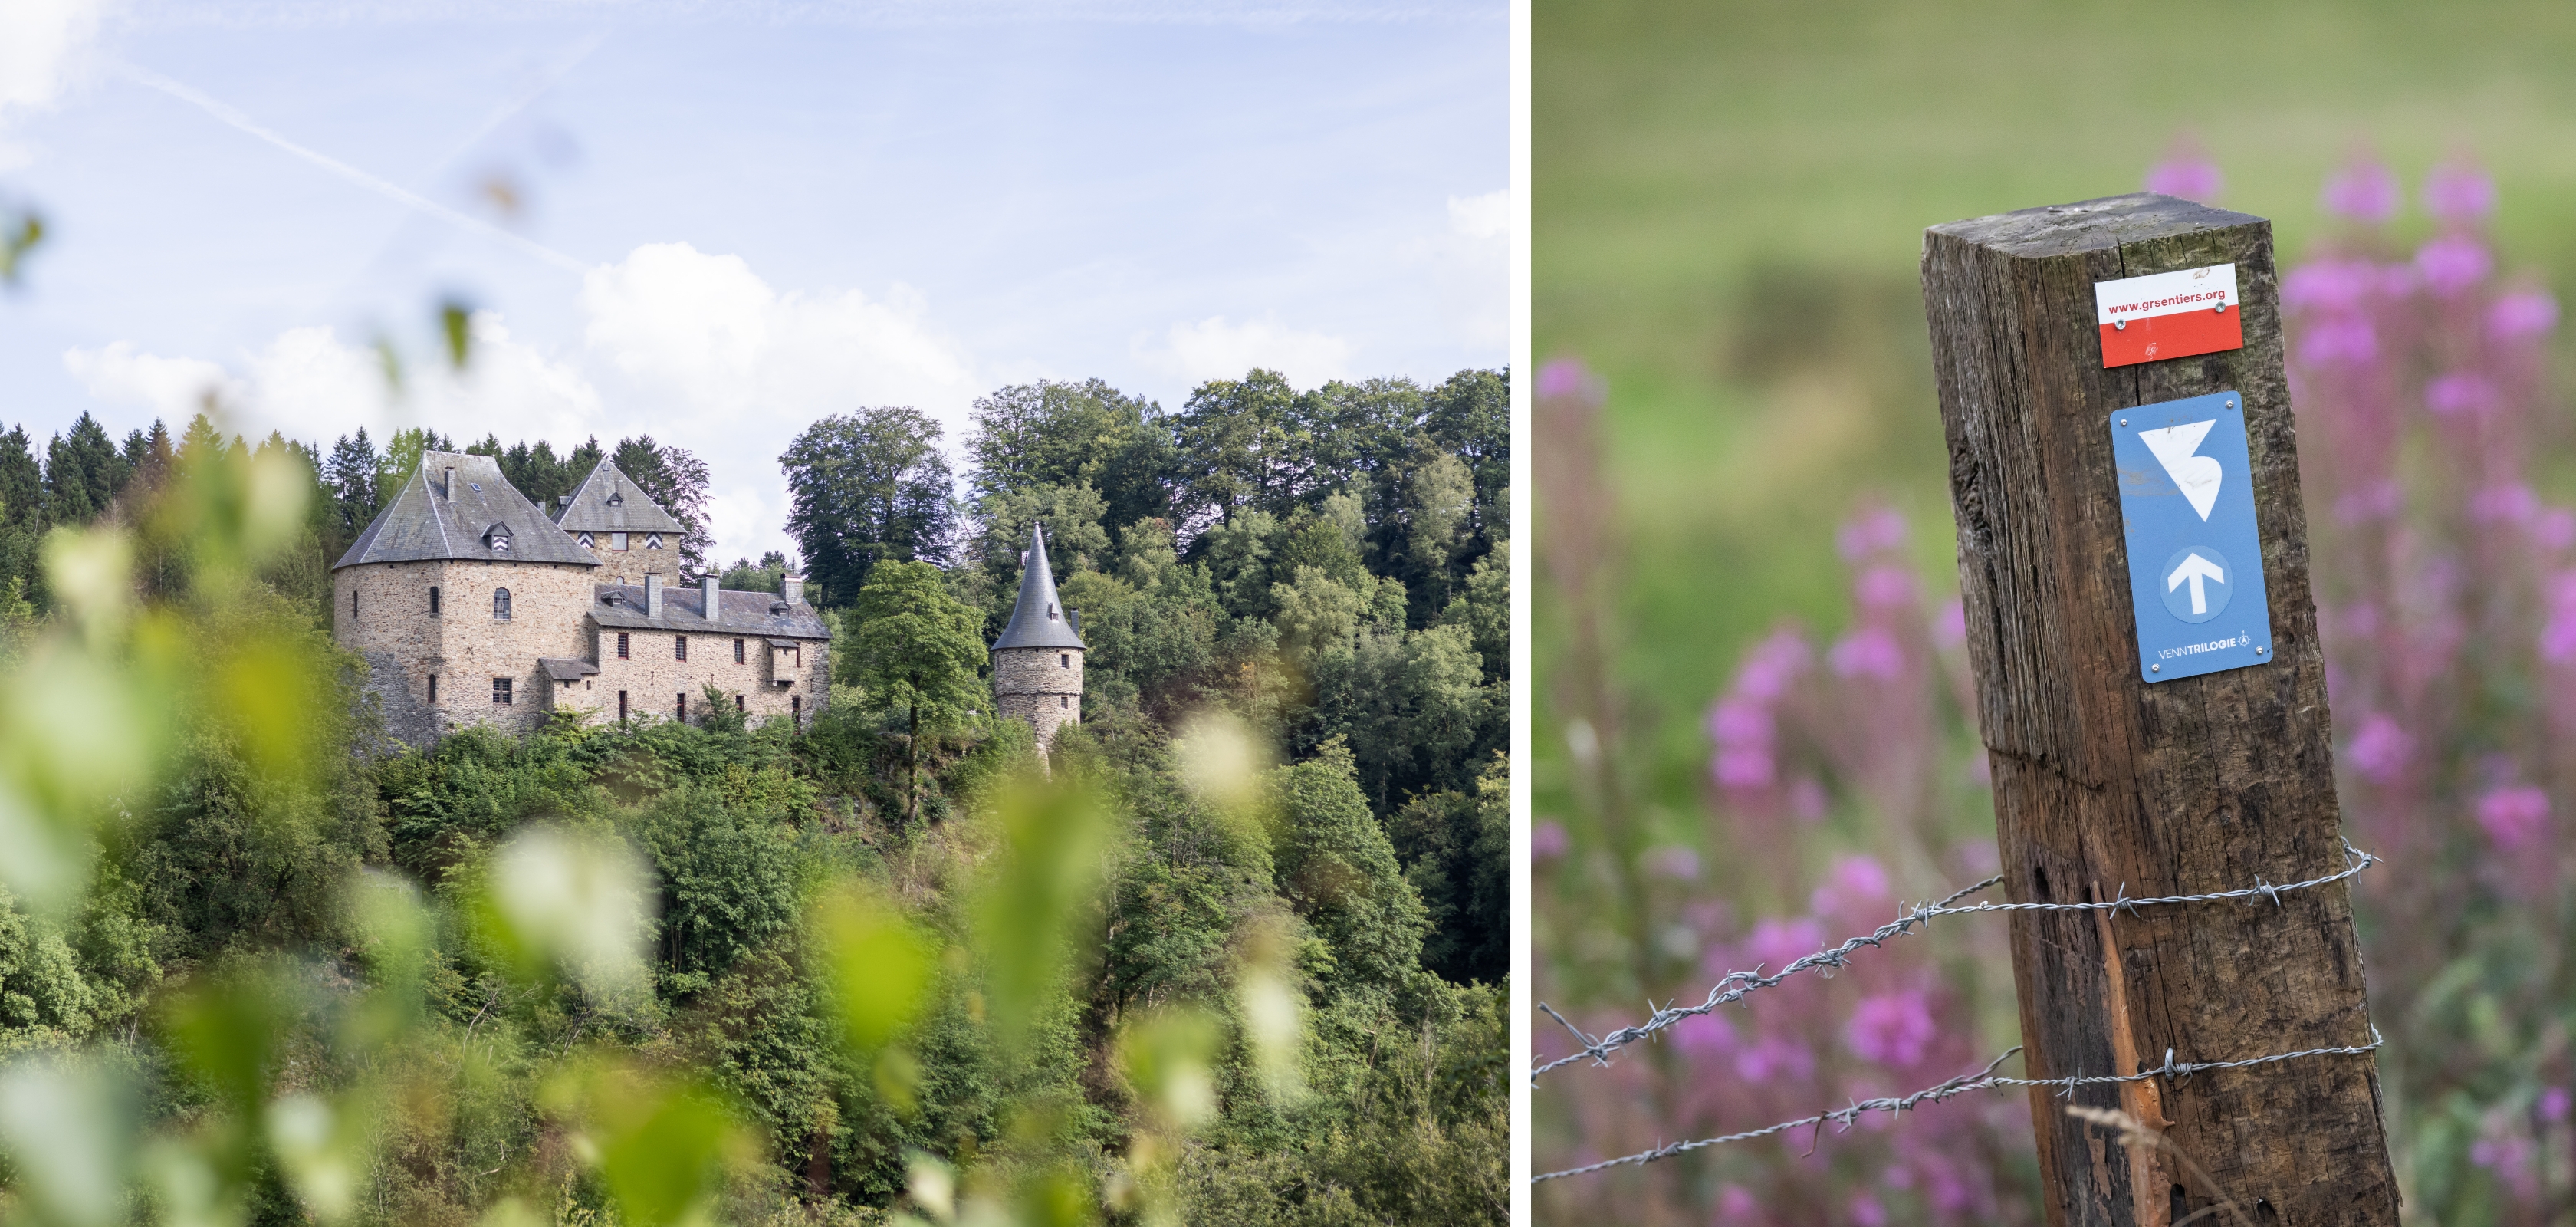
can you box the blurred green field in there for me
[1533,0,2576,852]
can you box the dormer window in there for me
[607,489,624,507]
[645,533,662,551]
[1047,602,1060,622]
[485,522,513,554]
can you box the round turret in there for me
[991,523,1084,752]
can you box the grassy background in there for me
[1533,0,2576,863]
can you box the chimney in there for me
[644,573,663,619]
[442,466,455,499]
[702,573,721,620]
[781,572,804,607]
[1068,607,1081,637]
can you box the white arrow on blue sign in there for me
[2111,391,2275,683]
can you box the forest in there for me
[0,366,1508,1226]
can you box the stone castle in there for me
[333,449,1086,752]
[990,522,1085,752]
[333,450,831,744]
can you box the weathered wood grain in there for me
[1920,194,2397,1225]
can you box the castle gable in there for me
[336,451,600,570]
[554,460,685,537]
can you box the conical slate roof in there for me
[335,451,599,570]
[991,523,1086,651]
[552,459,685,535]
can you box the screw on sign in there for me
[1920,196,2397,1222]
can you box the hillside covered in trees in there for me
[0,366,1507,1227]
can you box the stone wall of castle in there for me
[332,560,600,743]
[584,626,829,729]
[580,535,677,584]
[993,646,1083,750]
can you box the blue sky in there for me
[0,0,1507,562]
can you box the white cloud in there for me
[1138,315,1354,387]
[0,0,110,115]
[61,242,988,565]
[62,340,245,418]
[1447,189,1509,241]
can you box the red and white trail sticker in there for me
[2094,263,2242,368]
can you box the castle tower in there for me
[991,522,1084,752]
[550,459,685,584]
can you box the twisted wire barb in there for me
[1533,1026,2386,1183]
[1530,874,2002,1084]
[1532,840,2379,1086]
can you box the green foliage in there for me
[0,362,1505,1227]
[780,409,956,607]
[1388,757,1508,986]
[1267,740,1429,996]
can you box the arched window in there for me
[494,587,512,620]
[429,586,442,614]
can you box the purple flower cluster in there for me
[2286,154,2576,1215]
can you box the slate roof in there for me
[590,584,830,640]
[553,459,685,536]
[539,658,601,682]
[992,522,1085,651]
[335,451,600,570]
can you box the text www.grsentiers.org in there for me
[2159,637,2240,660]
[2107,289,2226,315]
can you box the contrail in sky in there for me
[117,61,590,275]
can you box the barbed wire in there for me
[1533,1025,2386,1183]
[1532,840,2378,1085]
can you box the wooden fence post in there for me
[1919,195,2398,1224]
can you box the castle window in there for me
[611,532,629,551]
[618,690,629,722]
[1060,695,1069,709]
[493,677,512,705]
[675,636,688,661]
[645,533,662,550]
[734,693,744,712]
[351,590,360,617]
[494,588,512,620]
[791,696,801,725]
[616,632,629,658]
[429,586,442,614]
[428,674,438,704]
[734,638,745,663]
[675,692,687,721]
[1060,653,1069,669]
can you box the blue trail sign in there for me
[2110,390,2274,683]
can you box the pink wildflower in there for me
[2298,315,2378,367]
[1536,357,1598,400]
[2426,372,2498,419]
[1855,564,1917,612]
[1846,989,1937,1067]
[1743,916,1825,970]
[2346,713,2412,784]
[1532,820,1568,860]
[2532,508,2576,552]
[1812,855,1891,919]
[1671,1009,1736,1058]
[1788,776,1829,821]
[1716,1184,1763,1224]
[2469,485,2536,525]
[1845,1192,1889,1227]
[2476,785,2550,852]
[2489,289,2559,340]
[1712,745,1775,789]
[1734,1035,1815,1084]
[2424,162,2496,225]
[1829,626,1906,680]
[2322,159,2401,223]
[1837,506,1908,561]
[2545,1087,2573,1123]
[1647,845,1700,880]
[1736,630,1810,700]
[2282,259,2377,314]
[2416,235,2492,297]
